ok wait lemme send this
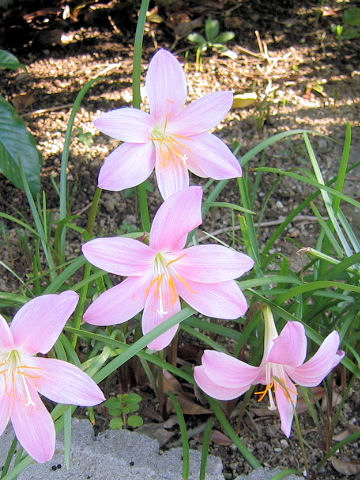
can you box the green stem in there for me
[59,76,103,260]
[133,0,151,232]
[71,186,103,348]
[86,187,102,238]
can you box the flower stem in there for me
[133,0,151,232]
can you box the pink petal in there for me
[181,132,242,179]
[82,237,154,276]
[146,49,187,121]
[0,314,15,352]
[154,142,189,199]
[176,278,249,319]
[169,91,233,135]
[142,275,181,350]
[98,141,156,191]
[94,108,153,142]
[0,389,13,435]
[273,372,297,437]
[201,350,260,389]
[174,245,254,283]
[30,357,105,406]
[286,331,344,387]
[150,186,203,251]
[84,276,149,326]
[11,385,55,463]
[267,322,307,367]
[10,291,79,355]
[194,365,247,400]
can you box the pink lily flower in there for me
[82,186,254,350]
[94,49,242,199]
[194,306,344,437]
[0,291,105,463]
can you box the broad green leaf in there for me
[128,415,143,428]
[110,418,124,429]
[0,50,25,71]
[187,32,206,45]
[205,18,220,42]
[343,7,360,26]
[214,31,235,43]
[0,95,41,194]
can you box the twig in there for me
[197,215,324,243]
[22,104,74,117]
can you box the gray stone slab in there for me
[235,467,303,480]
[0,419,303,480]
[0,419,224,480]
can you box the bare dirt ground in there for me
[1,1,360,478]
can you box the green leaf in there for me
[205,18,220,42]
[0,50,25,71]
[127,415,144,428]
[0,95,42,194]
[125,393,143,404]
[343,7,360,26]
[104,397,121,409]
[187,33,206,45]
[109,418,124,429]
[214,31,235,44]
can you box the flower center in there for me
[0,350,42,407]
[254,364,296,410]
[145,252,195,317]
[150,122,188,168]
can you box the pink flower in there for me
[82,187,254,350]
[0,291,105,463]
[94,49,242,199]
[194,306,344,437]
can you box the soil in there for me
[1,1,360,479]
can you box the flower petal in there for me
[154,143,189,199]
[286,331,344,387]
[174,245,254,283]
[0,387,13,435]
[150,186,203,251]
[98,141,156,191]
[267,322,307,367]
[274,372,297,437]
[10,291,79,355]
[30,357,105,406]
[82,237,154,276]
[200,350,260,389]
[169,91,233,135]
[142,276,181,350]
[194,365,247,401]
[11,385,55,463]
[0,314,15,353]
[94,108,153,142]
[146,49,187,121]
[176,278,249,319]
[181,132,242,179]
[84,276,148,326]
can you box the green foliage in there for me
[187,17,236,67]
[331,7,360,42]
[0,94,42,195]
[104,393,144,429]
[0,50,26,71]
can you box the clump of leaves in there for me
[104,393,144,429]
[331,7,360,42]
[187,18,236,68]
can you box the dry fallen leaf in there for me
[330,457,360,476]
[232,92,258,109]
[11,93,36,111]
[211,429,232,446]
[168,393,211,415]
